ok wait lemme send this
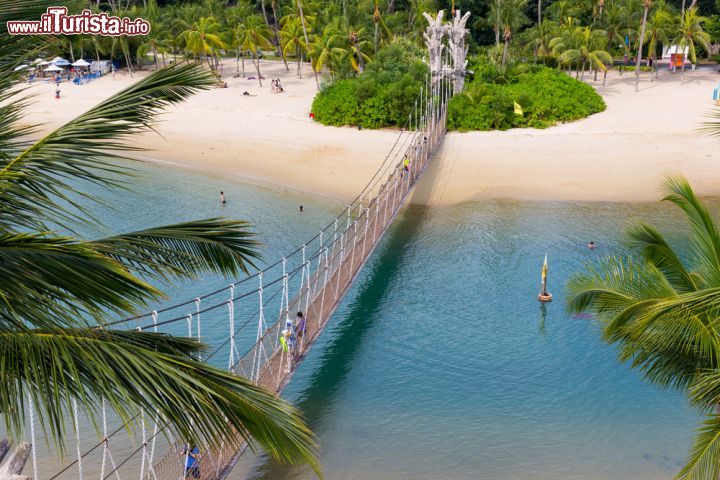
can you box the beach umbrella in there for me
[32,58,44,64]
[44,65,63,72]
[38,60,50,65]
[52,57,70,66]
[72,59,91,67]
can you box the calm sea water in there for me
[22,160,702,479]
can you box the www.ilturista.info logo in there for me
[7,7,150,36]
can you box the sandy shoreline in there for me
[18,61,720,205]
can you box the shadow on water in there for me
[249,203,433,480]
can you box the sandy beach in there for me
[20,60,720,205]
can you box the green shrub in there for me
[311,41,428,129]
[448,61,606,131]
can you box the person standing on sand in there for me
[220,191,226,204]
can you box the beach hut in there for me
[662,45,690,70]
[72,59,91,68]
[43,65,63,72]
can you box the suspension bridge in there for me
[4,10,471,480]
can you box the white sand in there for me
[19,61,720,205]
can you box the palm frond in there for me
[0,328,320,473]
[90,219,260,280]
[661,175,720,288]
[0,233,160,330]
[626,222,697,293]
[677,415,720,480]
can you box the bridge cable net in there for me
[36,53,456,480]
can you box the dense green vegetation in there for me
[447,61,606,130]
[311,42,428,128]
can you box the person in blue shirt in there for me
[182,445,200,478]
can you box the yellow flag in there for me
[514,101,523,116]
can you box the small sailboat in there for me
[538,253,553,302]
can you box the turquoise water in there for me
[36,161,702,479]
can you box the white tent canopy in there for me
[44,65,63,72]
[72,59,91,67]
[32,58,45,64]
[51,57,70,66]
[38,60,50,65]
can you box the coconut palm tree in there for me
[346,26,371,73]
[296,0,320,88]
[644,0,675,78]
[567,175,720,480]
[281,17,309,78]
[0,3,319,472]
[311,24,347,79]
[500,0,529,66]
[634,0,652,91]
[553,26,613,81]
[673,7,710,75]
[178,16,226,71]
[271,0,291,71]
[239,14,274,86]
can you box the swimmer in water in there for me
[588,241,596,250]
[299,205,304,212]
[220,191,226,204]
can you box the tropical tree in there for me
[553,26,613,81]
[311,24,347,78]
[296,0,320,88]
[239,14,274,86]
[0,3,319,473]
[178,16,226,71]
[644,0,675,78]
[673,7,711,75]
[346,26,371,73]
[567,175,720,480]
[499,0,530,66]
[635,0,652,91]
[281,16,308,78]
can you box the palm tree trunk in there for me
[68,39,76,62]
[635,5,649,92]
[682,0,686,14]
[242,53,246,77]
[495,0,501,46]
[153,45,159,70]
[603,69,607,86]
[502,38,509,66]
[297,0,319,89]
[581,61,586,80]
[374,23,379,54]
[260,0,269,26]
[253,52,263,87]
[298,48,303,78]
[271,2,289,71]
[538,0,542,24]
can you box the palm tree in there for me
[500,0,529,66]
[311,24,347,79]
[346,26,371,73]
[281,17,308,78]
[0,5,319,472]
[271,0,291,71]
[644,0,674,79]
[567,175,720,480]
[673,7,710,75]
[178,16,226,72]
[296,0,320,89]
[553,26,613,82]
[240,14,274,86]
[635,0,652,92]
